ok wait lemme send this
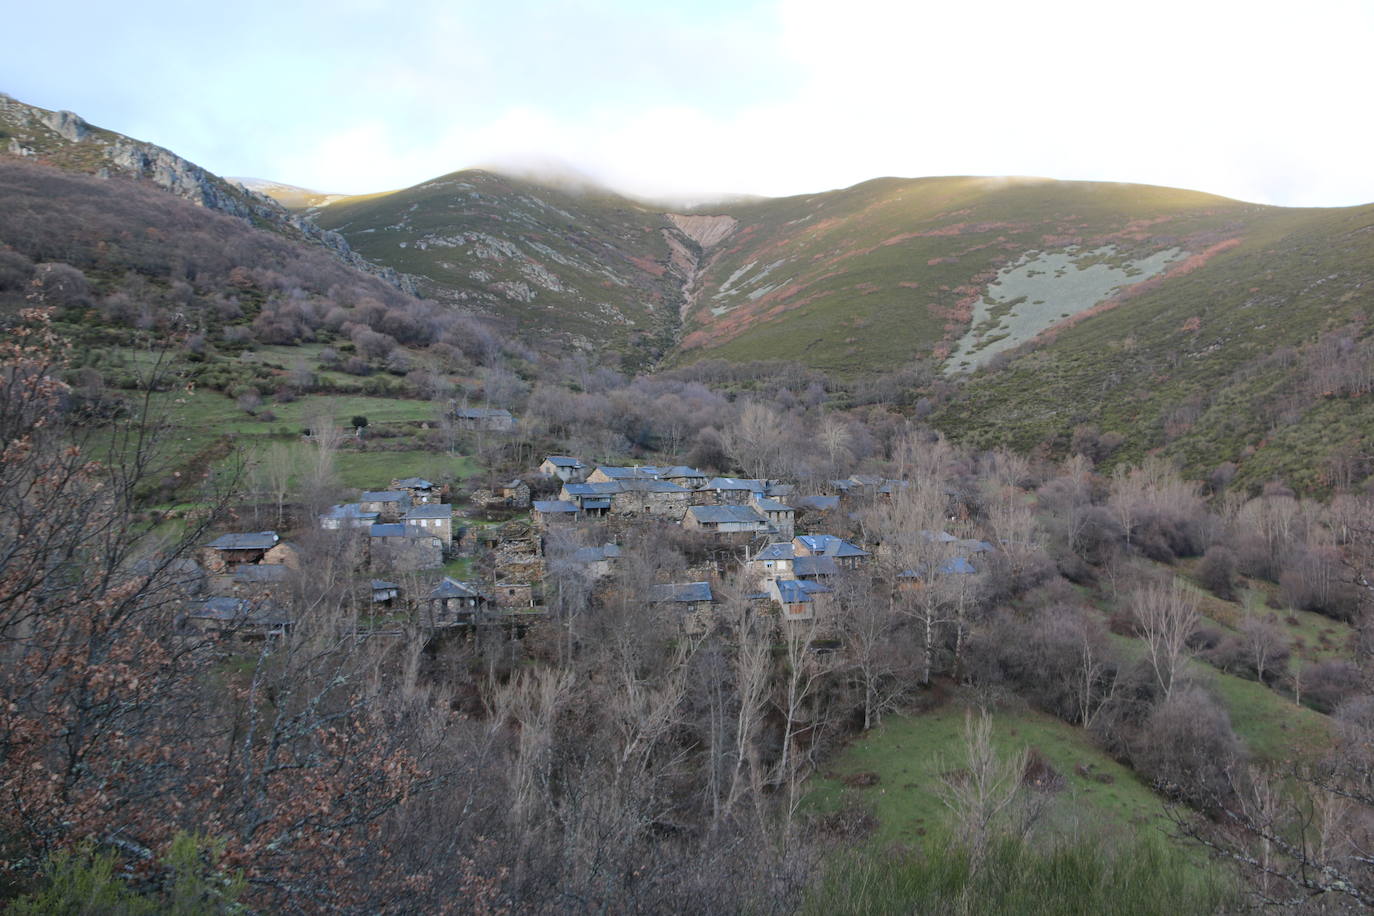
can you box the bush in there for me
[1302,659,1364,713]
[1196,546,1238,601]
[1133,688,1243,810]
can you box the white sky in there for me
[5,0,1373,206]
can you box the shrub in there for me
[1133,688,1243,810]
[1197,546,1238,601]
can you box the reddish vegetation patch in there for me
[626,255,665,277]
[1181,316,1202,332]
[898,281,922,289]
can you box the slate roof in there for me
[795,534,869,558]
[371,579,399,590]
[533,499,578,514]
[753,497,794,513]
[795,495,840,511]
[361,490,408,503]
[616,478,691,493]
[564,482,623,496]
[776,579,816,603]
[651,582,714,603]
[404,504,452,520]
[918,529,959,543]
[207,531,279,551]
[689,505,768,525]
[794,555,839,578]
[595,465,665,479]
[900,556,978,577]
[544,455,584,468]
[454,407,512,419]
[959,538,996,553]
[190,597,288,627]
[754,543,796,561]
[393,477,433,489]
[430,577,488,600]
[571,544,622,565]
[321,503,378,521]
[232,564,288,584]
[659,466,704,478]
[370,523,408,538]
[704,477,768,492]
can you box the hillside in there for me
[0,94,414,293]
[312,170,1374,490]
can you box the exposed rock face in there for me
[0,93,416,295]
[666,213,737,249]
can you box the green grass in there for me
[1201,667,1333,763]
[335,450,478,491]
[807,702,1166,850]
[804,833,1236,916]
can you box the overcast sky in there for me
[5,0,1372,206]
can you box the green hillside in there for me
[313,170,690,364]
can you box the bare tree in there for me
[1132,580,1200,699]
[937,712,1038,876]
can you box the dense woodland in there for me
[3,155,1374,913]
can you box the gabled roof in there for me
[795,534,869,558]
[659,466,705,478]
[796,495,840,511]
[454,407,512,419]
[829,479,855,491]
[754,543,796,562]
[371,579,399,590]
[564,481,623,496]
[571,544,622,565]
[959,538,995,553]
[651,581,714,604]
[616,478,691,494]
[207,531,279,551]
[370,523,408,538]
[776,579,817,604]
[502,478,527,489]
[190,596,288,626]
[878,479,910,494]
[689,505,768,525]
[393,477,433,489]
[533,499,578,514]
[794,555,839,578]
[404,503,452,520]
[361,490,408,503]
[900,556,978,578]
[850,474,885,486]
[321,503,378,520]
[918,529,959,543]
[753,497,793,513]
[704,477,768,492]
[594,465,665,479]
[544,455,585,468]
[430,577,487,600]
[232,564,288,584]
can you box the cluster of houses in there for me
[189,450,993,641]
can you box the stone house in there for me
[539,456,587,483]
[751,495,795,539]
[426,578,493,626]
[769,577,832,621]
[569,543,621,579]
[650,581,716,634]
[453,407,514,431]
[371,579,401,606]
[684,505,770,535]
[403,503,454,547]
[495,582,535,609]
[500,479,532,509]
[532,499,579,526]
[793,534,870,569]
[391,477,438,504]
[560,481,620,517]
[609,478,692,518]
[747,542,796,585]
[320,503,379,530]
[369,523,444,571]
[698,477,769,505]
[660,466,707,489]
[360,490,411,520]
[204,531,280,571]
[186,596,290,637]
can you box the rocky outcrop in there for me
[666,213,737,249]
[0,93,416,295]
